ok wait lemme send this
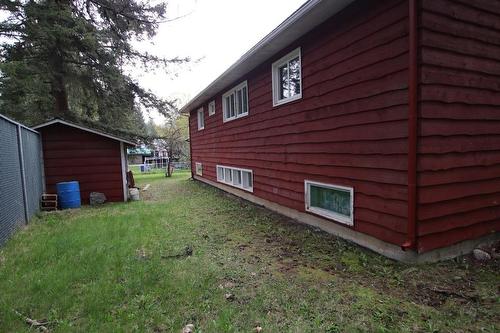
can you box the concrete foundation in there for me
[194,176,500,263]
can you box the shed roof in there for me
[33,118,136,146]
[179,0,356,114]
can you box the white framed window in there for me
[217,165,253,192]
[272,47,302,107]
[217,166,224,180]
[304,180,354,226]
[195,162,203,176]
[208,100,216,116]
[233,169,242,187]
[222,81,248,122]
[197,107,204,130]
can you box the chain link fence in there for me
[0,115,44,246]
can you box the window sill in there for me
[218,179,254,193]
[223,113,249,123]
[305,206,353,226]
[273,94,302,107]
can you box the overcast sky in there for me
[131,0,306,123]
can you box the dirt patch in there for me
[237,243,250,252]
[250,226,497,309]
[412,283,479,307]
[366,257,499,309]
[218,279,238,290]
[135,247,150,260]
[203,182,499,317]
[140,189,154,201]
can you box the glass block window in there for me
[305,181,353,225]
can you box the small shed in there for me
[33,119,135,204]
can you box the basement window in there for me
[217,166,224,180]
[197,107,204,130]
[195,162,203,176]
[305,180,353,226]
[222,81,248,122]
[272,47,302,106]
[208,100,216,116]
[217,165,253,192]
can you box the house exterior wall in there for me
[128,154,143,165]
[189,0,411,247]
[39,123,125,204]
[416,0,500,252]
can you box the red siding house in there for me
[33,119,134,204]
[181,0,500,262]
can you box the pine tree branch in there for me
[87,0,163,25]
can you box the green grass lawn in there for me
[128,165,167,175]
[0,171,498,332]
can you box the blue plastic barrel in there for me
[56,181,81,209]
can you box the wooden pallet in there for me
[41,194,58,211]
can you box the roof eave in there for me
[33,119,137,146]
[179,0,356,114]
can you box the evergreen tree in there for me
[0,0,186,132]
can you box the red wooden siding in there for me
[40,123,125,203]
[417,0,500,251]
[190,0,410,246]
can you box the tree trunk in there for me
[51,72,69,117]
[166,153,172,177]
[49,0,70,117]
